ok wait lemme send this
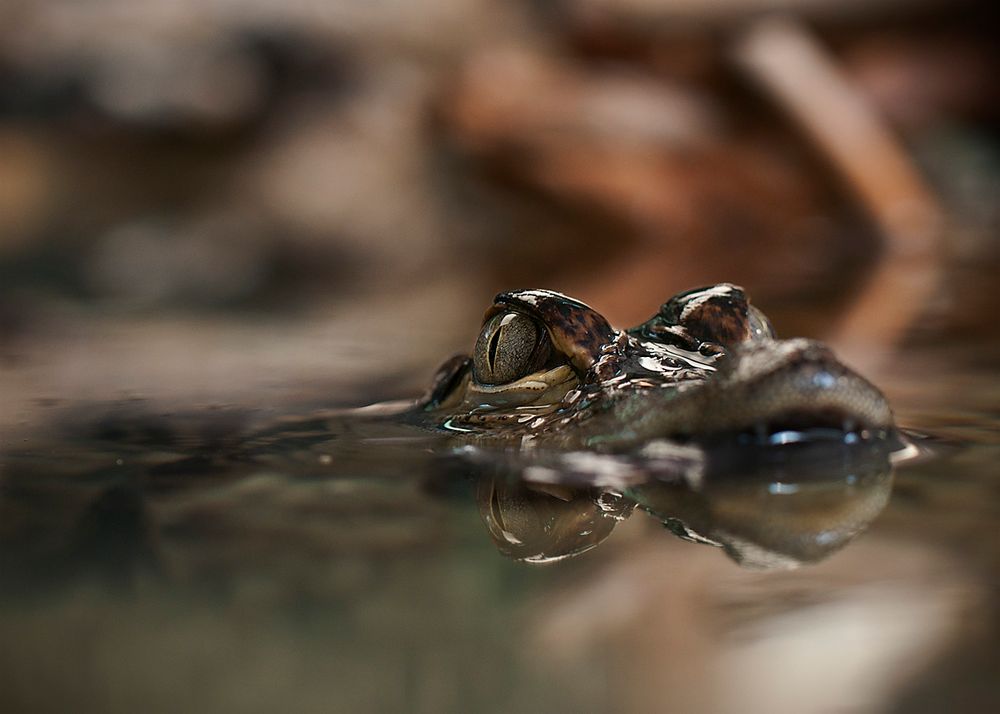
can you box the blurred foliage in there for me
[0,0,996,327]
[0,0,997,420]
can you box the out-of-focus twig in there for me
[735,16,944,373]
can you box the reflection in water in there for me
[0,415,905,598]
[0,407,995,714]
[478,479,635,564]
[474,441,896,569]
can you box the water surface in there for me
[1,353,998,714]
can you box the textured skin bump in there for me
[631,283,770,349]
[422,284,894,450]
[487,290,616,376]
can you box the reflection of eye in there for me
[473,312,552,385]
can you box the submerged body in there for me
[416,284,894,450]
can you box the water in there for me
[1,357,998,714]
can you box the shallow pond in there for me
[1,344,998,714]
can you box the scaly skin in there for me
[416,284,894,451]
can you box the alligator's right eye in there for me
[473,311,551,385]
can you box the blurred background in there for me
[1,1,999,713]
[1,0,998,431]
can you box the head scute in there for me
[487,290,616,375]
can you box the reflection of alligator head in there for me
[416,284,895,450]
[477,478,636,564]
[474,441,895,569]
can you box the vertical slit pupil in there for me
[487,326,502,374]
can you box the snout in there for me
[685,339,894,437]
[577,339,894,450]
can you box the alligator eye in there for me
[473,312,551,385]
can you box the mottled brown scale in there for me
[485,290,616,376]
[418,283,893,449]
[651,283,760,349]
